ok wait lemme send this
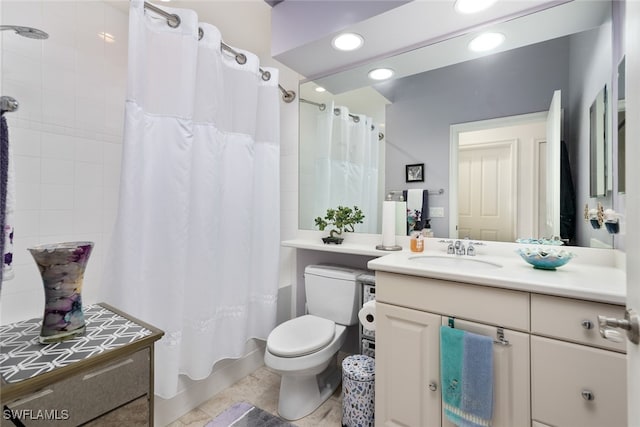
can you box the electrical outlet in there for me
[429,207,445,218]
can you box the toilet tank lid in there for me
[304,265,365,281]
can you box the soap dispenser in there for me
[422,219,434,238]
[410,230,424,252]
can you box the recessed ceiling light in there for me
[368,68,394,81]
[468,32,505,52]
[332,33,364,51]
[454,0,497,14]
[315,87,326,93]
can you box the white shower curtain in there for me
[300,103,380,233]
[104,0,280,399]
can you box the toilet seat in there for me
[267,315,335,357]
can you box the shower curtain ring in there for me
[235,53,247,65]
[262,70,271,81]
[167,14,181,28]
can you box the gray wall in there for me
[568,21,615,248]
[379,36,572,239]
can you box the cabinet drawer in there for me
[83,395,149,426]
[3,348,150,426]
[376,272,529,331]
[531,336,627,427]
[531,294,627,352]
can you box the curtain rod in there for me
[300,98,326,110]
[300,98,384,140]
[300,99,363,123]
[143,1,296,103]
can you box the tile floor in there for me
[166,364,345,427]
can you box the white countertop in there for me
[283,233,626,305]
[367,249,626,305]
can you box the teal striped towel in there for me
[440,326,494,427]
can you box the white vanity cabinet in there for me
[530,294,628,427]
[375,272,531,427]
[374,271,627,427]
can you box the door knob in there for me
[597,309,639,344]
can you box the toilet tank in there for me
[304,265,364,326]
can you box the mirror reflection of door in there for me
[456,114,548,242]
[545,90,562,238]
[458,141,516,241]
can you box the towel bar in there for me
[446,318,510,346]
[494,327,510,346]
[386,188,444,201]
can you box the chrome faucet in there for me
[467,241,476,256]
[446,241,455,254]
[441,239,484,255]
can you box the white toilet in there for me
[264,265,363,421]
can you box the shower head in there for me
[0,25,49,40]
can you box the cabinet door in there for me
[440,319,530,427]
[531,336,627,427]
[375,302,441,427]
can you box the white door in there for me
[458,120,547,239]
[544,90,561,238]
[625,1,640,422]
[458,141,516,241]
[450,111,549,241]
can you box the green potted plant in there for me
[314,206,365,244]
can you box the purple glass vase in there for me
[28,241,94,344]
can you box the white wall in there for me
[0,0,128,324]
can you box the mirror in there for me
[617,57,626,194]
[590,86,608,197]
[298,1,617,247]
[298,88,388,233]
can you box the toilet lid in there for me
[267,315,335,357]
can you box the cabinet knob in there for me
[581,390,595,401]
[428,382,438,392]
[581,319,593,329]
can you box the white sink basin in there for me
[408,255,503,270]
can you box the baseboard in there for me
[154,340,266,426]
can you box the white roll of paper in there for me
[381,200,396,247]
[358,300,376,331]
[396,201,407,236]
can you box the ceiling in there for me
[111,0,610,94]
[270,0,580,81]
[307,0,611,94]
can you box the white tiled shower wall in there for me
[0,0,128,324]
